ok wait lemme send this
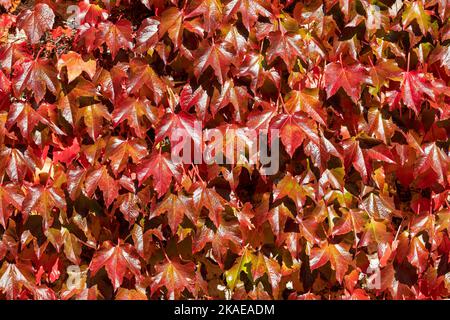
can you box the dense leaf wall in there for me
[0,0,449,300]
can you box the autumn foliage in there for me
[0,0,449,300]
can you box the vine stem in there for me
[44,161,54,188]
[393,218,404,243]
[35,47,45,60]
[192,164,204,183]
[406,52,410,73]
[158,239,171,262]
[278,93,287,113]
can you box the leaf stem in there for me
[35,47,45,60]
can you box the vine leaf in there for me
[16,3,55,44]
[90,241,141,291]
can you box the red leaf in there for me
[85,165,119,207]
[324,60,368,103]
[150,257,195,299]
[136,152,181,197]
[12,59,60,103]
[270,112,319,157]
[193,40,233,85]
[16,4,55,44]
[96,20,134,59]
[309,241,352,283]
[387,71,435,114]
[90,241,141,291]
